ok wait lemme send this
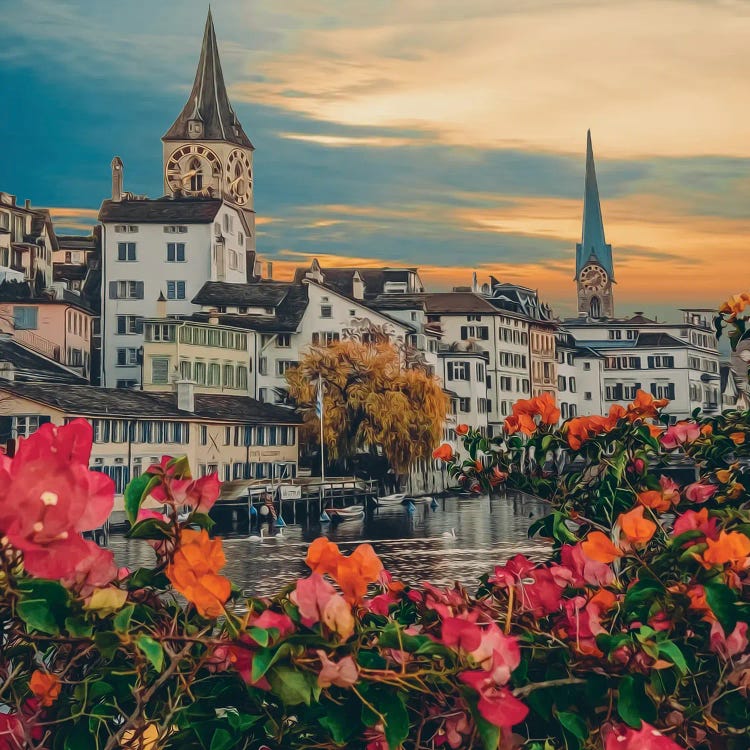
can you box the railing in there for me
[14,329,61,361]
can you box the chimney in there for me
[156,291,167,318]
[176,379,195,412]
[634,311,644,317]
[111,156,124,202]
[24,199,31,210]
[266,261,273,279]
[208,308,219,325]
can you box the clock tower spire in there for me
[162,9,255,224]
[575,130,614,319]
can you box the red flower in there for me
[672,508,719,541]
[458,670,529,728]
[491,554,564,616]
[455,424,469,436]
[604,722,682,750]
[684,482,717,504]
[710,621,748,659]
[0,419,115,581]
[432,443,454,461]
[660,421,700,450]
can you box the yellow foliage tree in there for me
[286,337,448,474]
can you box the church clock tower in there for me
[162,10,255,230]
[575,131,614,319]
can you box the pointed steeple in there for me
[575,130,613,279]
[163,9,253,149]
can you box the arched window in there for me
[590,296,601,318]
[189,158,203,192]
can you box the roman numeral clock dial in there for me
[165,145,221,197]
[225,149,252,205]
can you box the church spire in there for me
[162,8,253,149]
[575,130,613,280]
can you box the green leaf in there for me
[65,616,94,638]
[705,582,739,633]
[268,666,319,706]
[210,729,234,750]
[466,698,501,750]
[657,641,688,675]
[247,626,270,647]
[124,472,159,525]
[137,634,164,672]
[617,675,656,728]
[376,691,409,750]
[126,517,173,540]
[189,512,215,530]
[557,710,588,742]
[16,579,71,635]
[358,650,388,670]
[319,701,359,744]
[94,631,121,660]
[113,604,135,633]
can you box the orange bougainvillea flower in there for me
[716,469,732,484]
[581,531,622,564]
[701,424,714,437]
[627,390,669,421]
[166,529,231,618]
[30,670,61,707]
[637,490,672,513]
[534,392,561,425]
[618,506,657,547]
[719,293,750,319]
[432,443,453,461]
[455,424,469,436]
[335,544,384,603]
[504,413,536,437]
[306,537,342,577]
[699,531,750,569]
[729,432,746,445]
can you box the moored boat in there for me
[326,505,365,522]
[377,493,407,506]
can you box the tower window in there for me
[590,296,601,318]
[189,158,203,192]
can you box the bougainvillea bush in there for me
[1,307,749,749]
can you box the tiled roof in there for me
[57,235,98,251]
[192,281,291,307]
[0,340,86,384]
[424,292,497,314]
[635,332,684,348]
[0,382,301,424]
[98,198,222,224]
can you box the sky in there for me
[2,0,748,320]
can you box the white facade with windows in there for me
[439,349,490,436]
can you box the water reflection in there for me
[109,493,550,597]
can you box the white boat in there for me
[327,505,365,521]
[377,493,407,506]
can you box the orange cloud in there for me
[234,0,750,157]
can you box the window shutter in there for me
[134,317,144,334]
[0,416,12,443]
[136,281,145,299]
[647,356,654,368]
[650,383,657,396]
[460,326,467,339]
[109,281,119,299]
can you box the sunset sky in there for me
[3,0,747,320]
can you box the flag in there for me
[316,377,324,419]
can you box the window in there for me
[200,425,208,445]
[499,376,512,391]
[320,305,333,319]
[148,323,173,342]
[223,214,233,233]
[116,379,138,389]
[113,280,143,299]
[607,329,622,340]
[194,361,207,384]
[116,315,141,335]
[460,325,489,340]
[447,361,470,381]
[117,242,136,261]
[237,366,248,390]
[238,232,244,245]
[277,334,291,348]
[569,377,576,393]
[13,306,38,330]
[650,382,675,400]
[167,243,186,262]
[114,225,138,233]
[558,375,566,392]
[166,281,186,300]
[223,364,235,388]
[208,362,221,386]
[276,360,295,376]
[583,362,591,371]
[164,225,188,234]
[467,315,482,322]
[312,332,339,346]
[13,415,46,437]
[179,360,191,380]
[647,355,675,369]
[475,362,484,381]
[584,391,592,401]
[116,348,139,366]
[459,397,471,412]
[151,357,170,384]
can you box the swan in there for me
[248,528,264,542]
[441,528,456,538]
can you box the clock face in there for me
[225,149,252,205]
[165,145,221,197]
[579,264,608,291]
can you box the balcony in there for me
[14,329,60,362]
[702,401,719,413]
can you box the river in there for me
[109,492,551,598]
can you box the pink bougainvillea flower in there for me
[207,635,271,691]
[684,482,717,504]
[604,721,683,750]
[291,573,337,627]
[660,421,700,450]
[659,475,681,506]
[559,543,615,587]
[315,650,359,688]
[458,670,529,728]
[710,620,749,659]
[0,419,115,581]
[491,554,564,616]
[249,610,295,641]
[672,508,719,541]
[61,543,118,597]
[150,472,221,514]
[321,593,355,640]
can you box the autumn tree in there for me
[285,335,448,475]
